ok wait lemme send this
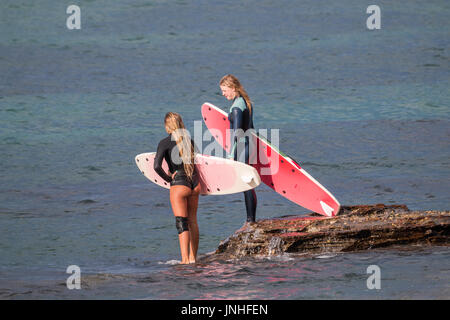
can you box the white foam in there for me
[315,254,337,259]
[158,259,181,265]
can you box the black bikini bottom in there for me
[170,170,199,190]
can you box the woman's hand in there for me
[171,171,177,179]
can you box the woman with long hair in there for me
[154,112,200,264]
[219,74,257,224]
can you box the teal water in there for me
[0,0,449,299]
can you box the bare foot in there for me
[236,221,256,234]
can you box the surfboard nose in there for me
[241,169,261,188]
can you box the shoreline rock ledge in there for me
[210,204,449,260]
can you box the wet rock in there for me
[207,204,449,260]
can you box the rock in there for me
[204,204,449,260]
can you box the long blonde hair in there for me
[164,112,195,179]
[219,74,253,114]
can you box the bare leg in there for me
[178,231,190,264]
[187,184,201,263]
[170,185,192,264]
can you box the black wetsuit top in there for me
[229,100,254,131]
[154,134,198,188]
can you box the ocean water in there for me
[0,0,449,299]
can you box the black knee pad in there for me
[175,216,189,234]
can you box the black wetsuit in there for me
[154,134,199,189]
[229,97,257,223]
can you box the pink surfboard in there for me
[135,152,261,195]
[201,102,341,216]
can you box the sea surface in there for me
[0,0,449,299]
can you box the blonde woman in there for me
[154,112,200,264]
[219,74,257,224]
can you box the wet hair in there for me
[164,112,195,179]
[219,74,253,114]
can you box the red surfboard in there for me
[201,102,340,217]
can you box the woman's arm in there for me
[154,141,173,183]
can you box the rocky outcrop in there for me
[206,204,449,260]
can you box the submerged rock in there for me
[207,204,449,260]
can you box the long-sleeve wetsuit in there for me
[228,97,257,222]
